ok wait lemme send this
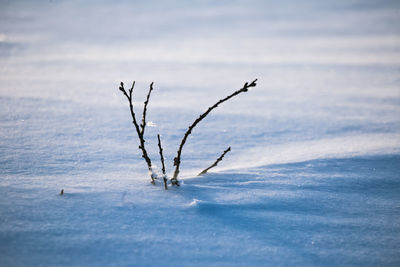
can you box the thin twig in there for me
[198,147,231,176]
[119,81,155,184]
[171,79,257,186]
[157,134,168,190]
[141,82,154,136]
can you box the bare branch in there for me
[141,82,154,136]
[198,147,231,176]
[157,134,168,190]
[119,81,155,184]
[170,79,257,186]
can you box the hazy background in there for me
[1,0,399,176]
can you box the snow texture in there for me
[1,0,400,266]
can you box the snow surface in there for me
[1,0,400,266]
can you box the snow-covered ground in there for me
[1,0,399,266]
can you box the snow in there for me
[146,121,157,127]
[1,0,400,266]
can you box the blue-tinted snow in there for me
[0,0,400,266]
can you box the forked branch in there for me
[119,81,155,184]
[198,147,231,176]
[171,79,257,186]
